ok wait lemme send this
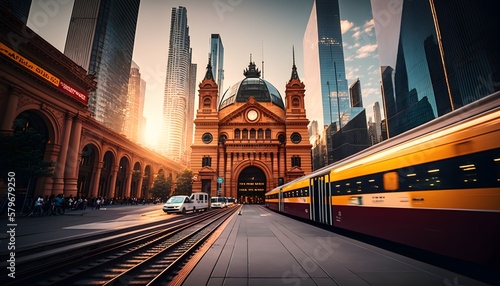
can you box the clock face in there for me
[290,132,302,144]
[247,109,258,121]
[202,132,213,144]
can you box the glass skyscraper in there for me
[372,0,500,137]
[64,0,140,134]
[303,0,349,132]
[210,34,224,105]
[160,6,195,164]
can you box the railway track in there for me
[3,206,239,285]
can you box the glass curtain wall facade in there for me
[160,6,192,164]
[64,0,140,133]
[303,0,349,132]
[373,0,500,137]
[210,34,224,105]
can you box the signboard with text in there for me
[0,42,88,105]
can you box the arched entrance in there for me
[77,144,98,199]
[237,166,266,204]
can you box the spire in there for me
[243,57,261,78]
[204,53,214,80]
[290,45,300,81]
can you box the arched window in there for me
[292,97,300,107]
[291,156,301,167]
[258,129,264,139]
[235,129,240,139]
[265,128,271,139]
[242,129,248,139]
[250,129,256,139]
[203,97,211,108]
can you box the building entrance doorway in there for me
[237,166,266,204]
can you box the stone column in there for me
[125,170,132,198]
[137,172,144,198]
[108,166,118,199]
[64,114,82,197]
[90,161,103,198]
[53,112,73,194]
[0,86,20,133]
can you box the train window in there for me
[383,172,399,191]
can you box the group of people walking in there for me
[27,194,106,216]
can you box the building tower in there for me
[349,79,363,108]
[372,0,500,137]
[64,0,140,133]
[0,0,32,23]
[303,0,349,133]
[124,61,142,142]
[160,6,194,164]
[210,34,224,105]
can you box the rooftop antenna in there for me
[262,41,265,79]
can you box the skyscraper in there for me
[0,0,31,24]
[303,0,349,132]
[64,0,140,133]
[349,79,363,108]
[124,61,143,143]
[210,34,224,105]
[372,0,500,137]
[160,6,194,164]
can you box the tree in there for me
[149,173,173,201]
[0,119,54,188]
[175,169,193,195]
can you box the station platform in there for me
[183,205,488,286]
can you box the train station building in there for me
[0,9,184,201]
[191,57,312,203]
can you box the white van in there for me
[210,197,228,208]
[163,192,209,214]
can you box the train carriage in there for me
[266,91,500,267]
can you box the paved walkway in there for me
[184,205,488,286]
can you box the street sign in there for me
[217,177,224,184]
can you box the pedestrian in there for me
[54,194,65,215]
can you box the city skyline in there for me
[26,0,381,147]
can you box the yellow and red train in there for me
[266,91,500,267]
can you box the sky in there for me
[27,0,382,146]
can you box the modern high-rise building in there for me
[64,0,140,134]
[0,0,31,24]
[349,79,363,108]
[303,0,349,132]
[372,0,500,137]
[373,101,382,142]
[210,34,224,105]
[160,6,195,164]
[124,61,143,142]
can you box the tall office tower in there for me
[210,34,224,105]
[303,0,349,133]
[372,0,500,137]
[64,0,140,133]
[373,101,382,142]
[138,78,147,145]
[0,0,31,23]
[349,79,363,108]
[184,60,197,167]
[124,61,142,142]
[160,6,193,163]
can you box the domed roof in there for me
[218,61,285,111]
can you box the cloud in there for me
[341,20,354,34]
[355,44,378,59]
[363,19,375,34]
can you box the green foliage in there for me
[175,169,193,195]
[0,120,54,185]
[149,173,173,200]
